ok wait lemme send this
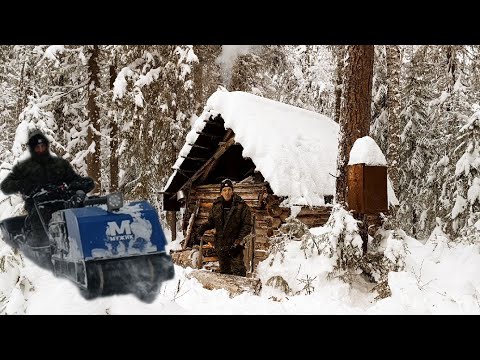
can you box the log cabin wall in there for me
[184,181,334,275]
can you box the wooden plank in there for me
[187,270,262,297]
[297,207,332,216]
[203,119,225,127]
[255,228,274,238]
[254,241,270,251]
[192,185,268,193]
[198,130,235,183]
[196,131,223,138]
[202,256,218,262]
[176,168,191,179]
[249,213,256,277]
[183,199,200,249]
[166,211,177,241]
[296,214,331,221]
[188,143,210,150]
[191,192,266,202]
[173,135,236,199]
[181,155,208,161]
[190,194,262,204]
[347,164,365,213]
[253,236,269,244]
[194,182,269,191]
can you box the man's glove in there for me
[31,183,67,195]
[228,243,244,256]
[57,182,68,192]
[69,177,94,193]
[67,190,86,208]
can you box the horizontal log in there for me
[271,217,282,229]
[296,207,332,216]
[267,206,283,217]
[254,251,268,258]
[254,219,271,228]
[296,215,330,227]
[189,198,262,208]
[189,194,265,203]
[253,235,269,244]
[264,194,280,207]
[296,215,331,222]
[193,183,269,191]
[253,212,271,218]
[255,228,274,238]
[279,209,291,222]
[253,257,267,267]
[187,270,262,297]
[253,210,269,217]
[171,249,200,269]
[190,187,263,200]
[254,241,270,251]
[202,256,218,262]
[199,202,213,209]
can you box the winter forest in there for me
[0,45,479,314]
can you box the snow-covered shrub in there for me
[302,205,363,278]
[363,229,408,299]
[0,245,33,314]
[268,217,309,266]
[263,205,409,299]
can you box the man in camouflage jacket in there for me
[196,179,252,277]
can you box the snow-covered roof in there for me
[164,90,339,207]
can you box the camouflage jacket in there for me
[1,155,94,211]
[197,193,252,250]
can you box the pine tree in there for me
[386,45,401,197]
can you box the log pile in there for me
[170,248,200,269]
[187,270,262,297]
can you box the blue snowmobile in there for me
[0,185,174,303]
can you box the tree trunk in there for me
[386,45,401,198]
[334,45,346,124]
[445,45,456,92]
[109,60,119,192]
[335,45,374,205]
[335,45,374,251]
[193,45,205,115]
[87,45,101,194]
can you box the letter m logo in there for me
[107,220,132,236]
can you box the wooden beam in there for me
[171,134,236,199]
[203,119,225,127]
[198,130,235,183]
[176,168,192,178]
[183,199,200,249]
[181,155,208,161]
[188,143,210,150]
[166,211,177,242]
[196,131,223,138]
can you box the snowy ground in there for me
[1,209,479,314]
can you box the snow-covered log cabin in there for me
[162,90,339,275]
